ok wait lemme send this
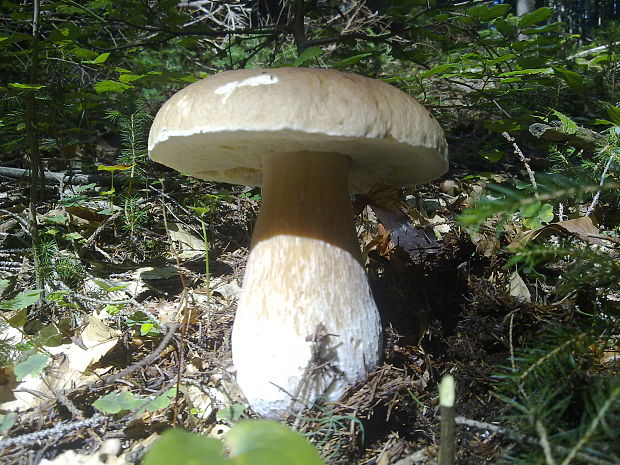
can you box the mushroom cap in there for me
[148,67,448,193]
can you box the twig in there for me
[0,415,105,450]
[100,323,179,385]
[502,131,539,199]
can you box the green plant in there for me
[143,420,325,465]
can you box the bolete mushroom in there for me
[148,67,447,418]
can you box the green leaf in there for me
[601,102,620,126]
[140,323,154,336]
[523,216,542,229]
[494,18,515,37]
[0,279,9,294]
[467,4,510,22]
[292,46,323,67]
[216,403,246,422]
[189,206,211,216]
[420,63,459,78]
[97,163,134,172]
[499,68,554,77]
[8,83,46,90]
[518,7,554,28]
[92,278,130,292]
[551,110,578,135]
[119,73,144,83]
[143,421,324,465]
[0,289,43,310]
[333,52,374,69]
[538,203,554,223]
[479,149,504,163]
[82,52,110,64]
[554,67,584,89]
[0,412,17,433]
[143,429,227,465]
[94,80,132,93]
[93,391,138,414]
[520,200,542,218]
[14,353,50,381]
[227,420,324,465]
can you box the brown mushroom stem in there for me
[232,151,382,418]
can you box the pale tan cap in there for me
[148,67,448,193]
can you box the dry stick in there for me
[101,323,179,386]
[502,131,539,199]
[0,415,105,450]
[438,375,456,465]
[454,416,617,465]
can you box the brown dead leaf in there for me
[509,216,604,250]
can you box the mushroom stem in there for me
[232,151,382,418]
[252,151,361,258]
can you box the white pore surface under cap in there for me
[232,235,382,418]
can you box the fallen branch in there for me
[529,122,607,153]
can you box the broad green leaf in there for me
[216,403,246,422]
[43,214,68,225]
[94,80,131,93]
[494,18,515,37]
[518,7,554,28]
[467,4,510,22]
[334,52,374,69]
[140,323,154,335]
[8,83,46,90]
[143,421,324,465]
[0,278,9,294]
[421,63,459,78]
[82,52,110,64]
[538,203,554,223]
[487,54,516,66]
[143,429,227,465]
[601,102,620,126]
[551,110,578,135]
[554,67,584,89]
[479,149,504,163]
[523,216,542,229]
[14,353,50,381]
[520,200,542,218]
[119,73,144,83]
[227,420,324,465]
[499,68,553,77]
[97,163,133,172]
[0,412,17,433]
[0,289,43,310]
[293,46,323,67]
[93,391,135,414]
[92,278,130,292]
[189,206,211,216]
[7,308,27,327]
[37,324,63,347]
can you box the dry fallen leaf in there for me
[1,316,119,411]
[509,216,604,250]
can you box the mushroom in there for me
[148,67,448,418]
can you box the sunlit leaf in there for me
[14,353,49,381]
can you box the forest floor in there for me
[0,139,614,464]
